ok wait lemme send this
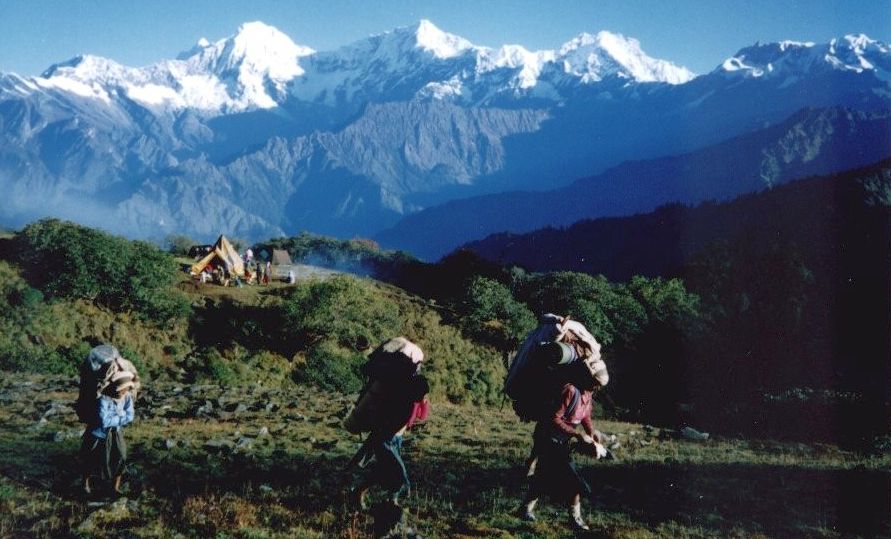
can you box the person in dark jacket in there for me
[350,338,429,508]
[520,327,610,531]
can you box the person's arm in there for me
[98,397,122,429]
[581,414,595,439]
[98,397,132,429]
[120,395,135,427]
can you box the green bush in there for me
[204,350,239,387]
[455,276,535,351]
[280,275,402,353]
[518,271,646,347]
[296,339,365,393]
[13,219,191,323]
[0,345,80,376]
[164,234,196,256]
[274,274,505,403]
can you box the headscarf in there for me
[86,344,121,372]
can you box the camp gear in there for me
[584,356,609,386]
[95,357,141,400]
[270,249,292,266]
[270,249,296,281]
[556,319,601,362]
[190,235,245,278]
[344,379,387,434]
[505,313,564,395]
[86,345,118,372]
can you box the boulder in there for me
[680,426,710,442]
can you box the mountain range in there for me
[461,158,891,281]
[0,20,889,250]
[379,106,891,258]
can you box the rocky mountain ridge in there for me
[0,21,889,245]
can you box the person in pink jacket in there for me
[520,329,610,531]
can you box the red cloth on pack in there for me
[405,399,430,429]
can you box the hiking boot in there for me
[570,512,590,531]
[517,505,536,522]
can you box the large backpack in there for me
[344,337,426,434]
[507,340,582,421]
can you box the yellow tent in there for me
[190,235,245,277]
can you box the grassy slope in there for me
[0,374,888,539]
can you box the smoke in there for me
[299,252,377,279]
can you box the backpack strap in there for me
[563,386,581,421]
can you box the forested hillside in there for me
[465,160,891,445]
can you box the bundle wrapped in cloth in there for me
[87,344,141,399]
[76,345,141,422]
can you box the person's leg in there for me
[350,434,384,511]
[569,492,589,530]
[520,450,545,521]
[521,489,539,521]
[80,432,96,494]
[380,436,409,504]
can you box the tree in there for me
[165,234,196,256]
[14,219,190,323]
[456,276,535,352]
[519,271,647,347]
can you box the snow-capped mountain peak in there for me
[29,22,318,113]
[176,38,212,61]
[159,21,316,111]
[412,19,475,59]
[720,34,890,80]
[843,33,883,53]
[41,54,130,82]
[183,21,315,81]
[557,31,695,84]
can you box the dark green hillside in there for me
[465,159,891,281]
[2,207,888,446]
[466,160,891,446]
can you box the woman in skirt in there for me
[81,370,135,495]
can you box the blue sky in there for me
[1,0,889,76]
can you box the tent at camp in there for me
[190,235,245,277]
[271,249,293,266]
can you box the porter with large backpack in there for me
[344,337,429,435]
[505,315,604,422]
